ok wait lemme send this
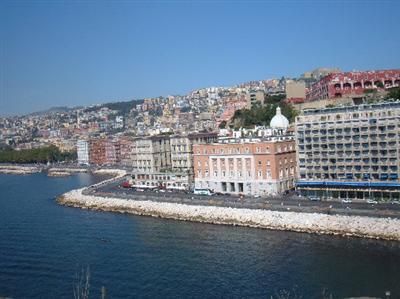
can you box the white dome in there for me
[270,107,289,129]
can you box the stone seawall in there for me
[0,165,42,175]
[58,188,400,241]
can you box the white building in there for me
[77,140,89,165]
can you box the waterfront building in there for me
[118,136,134,167]
[306,69,400,102]
[170,132,218,174]
[170,132,218,188]
[76,139,89,165]
[89,138,120,166]
[131,135,171,173]
[295,101,400,201]
[193,108,296,196]
[130,172,191,190]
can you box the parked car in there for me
[342,199,352,203]
[308,196,321,201]
[193,188,213,196]
[367,200,378,204]
[120,181,132,188]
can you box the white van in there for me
[193,188,213,196]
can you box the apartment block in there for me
[118,136,134,166]
[131,135,171,173]
[76,139,89,165]
[89,138,119,166]
[295,101,400,201]
[193,137,296,196]
[246,90,265,108]
[170,132,218,173]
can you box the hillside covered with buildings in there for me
[1,67,400,200]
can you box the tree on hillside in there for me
[386,87,400,100]
[231,102,297,129]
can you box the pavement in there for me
[84,177,400,219]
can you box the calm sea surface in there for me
[0,173,400,299]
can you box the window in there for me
[267,160,270,166]
[258,160,262,166]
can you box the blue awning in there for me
[296,180,400,188]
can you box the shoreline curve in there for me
[57,185,400,242]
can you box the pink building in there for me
[306,69,400,101]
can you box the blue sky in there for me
[1,0,399,116]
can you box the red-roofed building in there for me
[306,69,400,102]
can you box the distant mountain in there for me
[28,106,74,116]
[84,99,144,115]
[24,98,145,118]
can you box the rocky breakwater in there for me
[47,167,89,177]
[0,165,42,175]
[57,188,400,241]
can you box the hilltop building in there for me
[306,69,400,102]
[246,90,265,108]
[285,81,306,103]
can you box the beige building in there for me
[285,81,306,100]
[246,90,265,108]
[131,135,171,173]
[170,132,218,174]
[130,133,217,190]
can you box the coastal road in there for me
[85,178,400,219]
